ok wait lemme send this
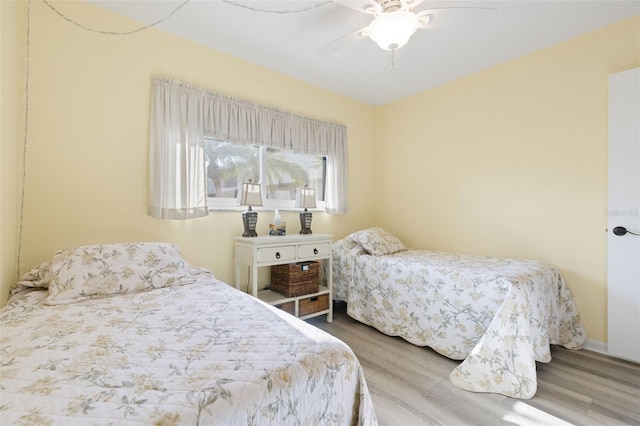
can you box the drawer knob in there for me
[313,248,318,255]
[275,252,281,259]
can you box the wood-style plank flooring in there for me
[307,302,640,426]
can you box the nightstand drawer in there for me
[256,246,296,263]
[298,242,331,259]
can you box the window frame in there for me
[205,139,327,212]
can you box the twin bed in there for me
[0,243,376,425]
[331,227,588,399]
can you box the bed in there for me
[332,228,588,399]
[0,243,377,425]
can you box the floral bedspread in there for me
[332,238,587,399]
[1,275,376,424]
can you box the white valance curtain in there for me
[149,77,348,219]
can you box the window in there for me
[204,138,326,210]
[150,78,347,220]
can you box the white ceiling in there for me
[88,0,640,106]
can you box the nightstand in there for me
[234,234,333,322]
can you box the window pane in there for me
[204,139,258,199]
[264,148,325,202]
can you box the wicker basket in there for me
[271,262,319,297]
[299,294,329,316]
[273,301,295,315]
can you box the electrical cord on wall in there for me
[41,0,191,35]
[16,0,191,276]
[222,1,330,14]
[16,0,33,279]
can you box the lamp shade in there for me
[295,184,316,209]
[368,10,419,51]
[238,180,263,207]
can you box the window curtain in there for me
[149,77,348,219]
[149,79,208,219]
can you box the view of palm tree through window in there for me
[204,139,326,208]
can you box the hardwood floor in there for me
[307,302,640,426]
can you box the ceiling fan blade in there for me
[415,6,498,29]
[314,26,369,57]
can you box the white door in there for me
[607,67,640,363]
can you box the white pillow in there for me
[348,227,407,256]
[45,243,191,305]
[10,260,52,299]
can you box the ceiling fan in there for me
[316,0,496,55]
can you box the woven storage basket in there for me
[299,294,329,316]
[271,261,319,297]
[273,301,295,315]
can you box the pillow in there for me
[10,260,53,299]
[347,227,407,256]
[45,243,191,305]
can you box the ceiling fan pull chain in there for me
[390,49,396,75]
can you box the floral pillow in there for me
[10,260,53,299]
[347,227,408,256]
[45,243,192,305]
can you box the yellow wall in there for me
[1,1,376,300]
[2,1,638,344]
[375,16,640,342]
[0,1,25,306]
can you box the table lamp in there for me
[295,184,316,234]
[238,179,263,237]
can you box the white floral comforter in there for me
[332,238,587,399]
[0,276,376,424]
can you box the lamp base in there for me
[299,211,313,235]
[242,210,258,237]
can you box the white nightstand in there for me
[234,234,333,322]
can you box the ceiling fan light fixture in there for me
[368,10,419,50]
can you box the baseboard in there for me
[584,339,640,364]
[582,338,608,355]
